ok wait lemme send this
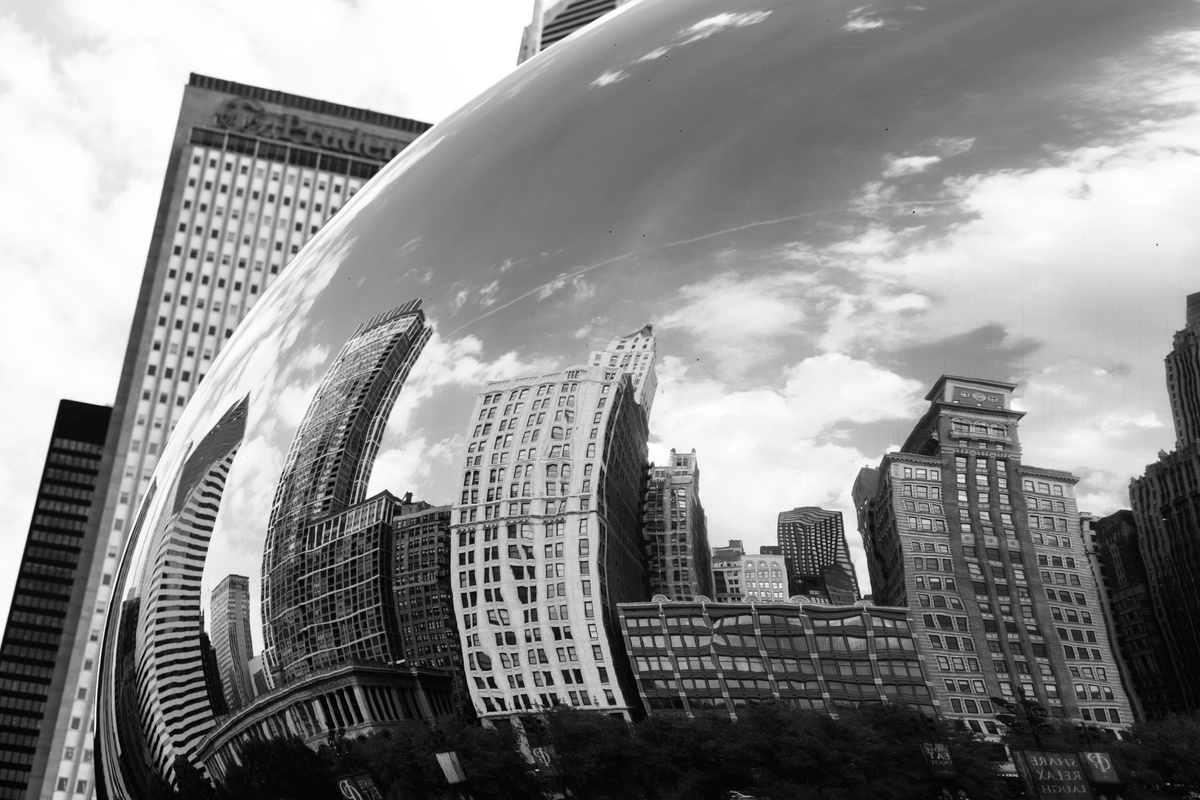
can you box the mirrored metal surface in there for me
[97,0,1200,793]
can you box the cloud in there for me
[679,11,773,44]
[590,70,629,87]
[882,154,942,178]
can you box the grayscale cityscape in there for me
[1,1,1199,799]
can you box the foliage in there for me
[1114,713,1200,799]
[219,735,340,800]
[546,702,1009,800]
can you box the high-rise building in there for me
[516,0,636,64]
[1130,290,1200,714]
[135,397,248,783]
[619,600,936,719]
[1092,510,1182,719]
[262,302,431,683]
[776,507,859,605]
[642,449,711,601]
[451,328,655,723]
[391,497,468,714]
[711,540,745,603]
[0,401,110,800]
[35,75,429,800]
[854,375,1133,736]
[209,575,255,712]
[1165,291,1200,448]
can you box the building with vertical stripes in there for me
[854,375,1133,737]
[208,575,255,713]
[641,449,711,601]
[776,507,859,605]
[0,402,110,800]
[33,75,428,800]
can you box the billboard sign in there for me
[1014,750,1095,799]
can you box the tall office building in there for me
[208,575,255,712]
[451,328,655,723]
[711,540,745,603]
[516,0,636,64]
[392,499,468,714]
[0,402,110,800]
[262,302,431,683]
[642,449,711,601]
[854,375,1133,736]
[1092,510,1182,719]
[776,507,859,605]
[134,397,248,783]
[33,75,429,800]
[1130,290,1200,713]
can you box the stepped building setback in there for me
[854,375,1133,736]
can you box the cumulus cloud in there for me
[590,70,629,87]
[882,154,942,178]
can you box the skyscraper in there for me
[1092,510,1182,719]
[776,507,859,605]
[711,540,745,603]
[516,0,635,64]
[854,375,1133,736]
[261,302,431,682]
[451,327,655,723]
[209,575,255,712]
[0,401,110,800]
[34,75,429,800]
[1130,290,1200,713]
[641,449,712,601]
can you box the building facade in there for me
[642,450,711,601]
[618,600,936,719]
[711,541,745,603]
[0,402,111,800]
[776,507,859,605]
[1092,510,1182,719]
[854,375,1133,737]
[516,0,635,63]
[35,75,428,800]
[1130,292,1200,714]
[208,575,255,713]
[451,328,655,723]
[391,498,468,713]
[262,302,431,683]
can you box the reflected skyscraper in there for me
[451,327,655,721]
[855,376,1133,735]
[209,575,255,712]
[516,0,635,64]
[776,507,859,605]
[32,74,428,800]
[642,449,711,601]
[261,302,432,682]
[1130,291,1200,713]
[134,397,248,782]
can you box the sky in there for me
[0,0,533,630]
[3,0,1200,644]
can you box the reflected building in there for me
[134,397,248,783]
[711,540,745,603]
[854,375,1133,736]
[619,600,935,718]
[209,575,255,712]
[1092,510,1182,719]
[392,498,469,714]
[642,449,711,601]
[40,74,428,799]
[1130,291,1200,713]
[0,401,110,800]
[261,301,431,682]
[516,0,635,63]
[451,327,655,722]
[777,507,859,605]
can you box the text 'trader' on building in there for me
[451,326,656,725]
[853,375,1133,737]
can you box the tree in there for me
[219,736,340,800]
[1116,713,1200,798]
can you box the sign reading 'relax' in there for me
[1014,751,1095,798]
[214,97,408,162]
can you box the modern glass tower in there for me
[32,75,428,800]
[516,0,635,64]
[776,507,859,604]
[208,575,255,712]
